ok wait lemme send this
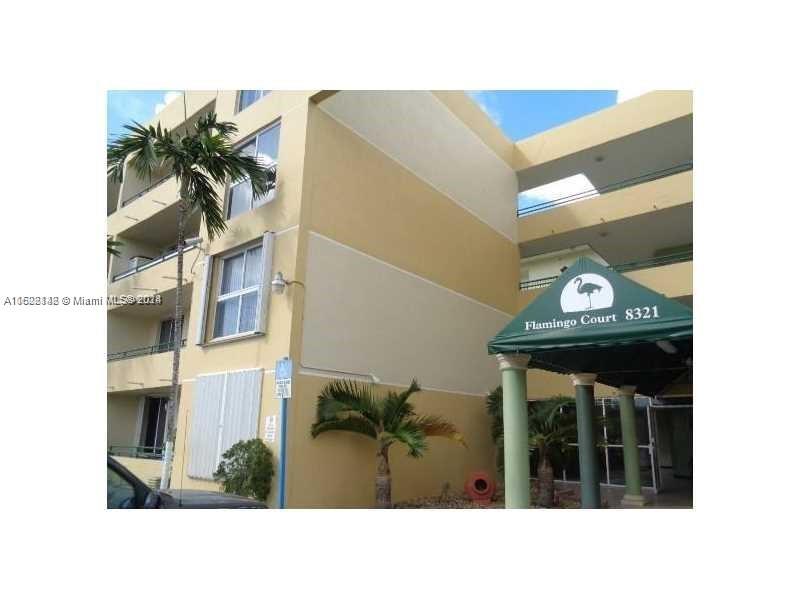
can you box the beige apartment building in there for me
[107,90,692,508]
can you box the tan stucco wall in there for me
[304,103,519,314]
[318,91,519,242]
[301,231,508,396]
[107,396,140,448]
[432,91,515,166]
[526,369,618,400]
[285,374,496,508]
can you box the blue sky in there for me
[108,90,630,141]
[107,90,180,140]
[468,90,619,140]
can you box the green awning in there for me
[488,257,692,395]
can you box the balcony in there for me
[108,339,186,362]
[518,167,692,245]
[107,345,175,394]
[108,445,164,460]
[107,175,180,238]
[108,242,200,309]
[517,163,692,218]
[111,239,200,283]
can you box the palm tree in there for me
[311,379,466,508]
[526,398,576,507]
[486,389,576,507]
[107,112,275,489]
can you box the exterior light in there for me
[656,340,678,354]
[271,271,305,295]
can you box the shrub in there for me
[213,439,275,502]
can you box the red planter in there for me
[465,471,495,505]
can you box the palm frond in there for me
[183,168,226,240]
[311,416,377,440]
[412,415,466,447]
[381,379,421,431]
[195,112,239,139]
[315,379,380,426]
[386,422,427,458]
[107,121,165,183]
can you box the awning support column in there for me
[618,385,647,507]
[496,353,531,508]
[571,373,601,508]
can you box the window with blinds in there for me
[187,369,263,480]
[227,121,280,220]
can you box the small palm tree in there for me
[486,389,576,507]
[527,398,576,507]
[107,112,275,489]
[311,379,466,508]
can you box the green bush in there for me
[213,439,275,502]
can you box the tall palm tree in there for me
[486,389,576,507]
[311,379,466,508]
[107,112,275,489]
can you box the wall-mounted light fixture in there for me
[271,271,305,295]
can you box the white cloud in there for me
[617,89,650,103]
[467,91,503,126]
[154,90,182,115]
[518,173,598,211]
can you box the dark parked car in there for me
[107,455,266,509]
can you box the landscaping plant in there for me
[213,438,275,502]
[311,379,466,508]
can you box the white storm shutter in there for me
[187,373,226,479]
[257,231,275,333]
[194,256,214,345]
[219,369,263,452]
[187,369,263,480]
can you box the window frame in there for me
[235,90,271,114]
[212,241,264,340]
[225,120,281,220]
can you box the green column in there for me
[571,373,600,509]
[497,353,531,509]
[618,386,646,507]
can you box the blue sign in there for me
[275,357,292,399]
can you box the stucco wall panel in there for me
[319,90,518,241]
[301,233,509,396]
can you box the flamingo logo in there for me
[560,273,614,313]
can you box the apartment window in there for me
[157,316,184,352]
[236,90,270,113]
[227,122,281,220]
[187,369,263,479]
[138,396,168,455]
[213,244,263,338]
